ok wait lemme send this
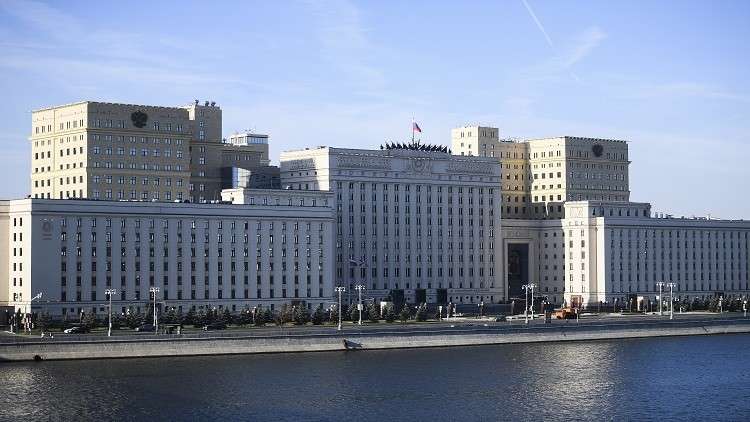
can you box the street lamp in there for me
[656,282,665,316]
[521,283,536,324]
[743,300,747,318]
[355,284,365,325]
[666,282,676,320]
[105,289,118,337]
[335,286,346,331]
[25,292,43,334]
[149,287,160,333]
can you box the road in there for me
[1,312,748,344]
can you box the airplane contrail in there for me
[521,0,583,83]
[521,0,554,49]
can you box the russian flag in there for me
[412,121,422,133]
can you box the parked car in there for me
[135,324,155,332]
[203,322,227,331]
[63,326,89,334]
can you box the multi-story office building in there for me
[452,126,629,219]
[29,100,271,204]
[500,201,750,308]
[525,136,630,219]
[31,101,193,202]
[5,119,748,316]
[280,143,503,305]
[227,131,270,153]
[224,133,278,189]
[0,191,334,317]
[562,201,749,308]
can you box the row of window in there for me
[91,161,185,172]
[91,147,185,158]
[610,229,749,240]
[90,175,185,187]
[59,285,324,303]
[61,217,320,231]
[91,134,185,144]
[335,181,494,194]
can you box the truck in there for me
[553,307,577,320]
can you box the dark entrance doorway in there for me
[507,243,529,300]
[415,289,427,304]
[436,289,448,305]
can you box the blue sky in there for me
[1,0,748,218]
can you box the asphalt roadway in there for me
[2,311,749,344]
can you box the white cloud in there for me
[0,0,78,36]
[621,81,750,103]
[303,0,386,93]
[559,26,607,69]
[0,0,232,90]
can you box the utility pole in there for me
[656,282,664,316]
[105,289,118,337]
[355,284,365,325]
[335,287,346,331]
[149,287,160,333]
[666,282,676,320]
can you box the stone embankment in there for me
[1,320,748,362]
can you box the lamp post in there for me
[105,289,118,337]
[656,282,665,316]
[666,282,676,320]
[335,286,346,331]
[354,284,365,325]
[521,283,536,324]
[149,287,160,333]
[26,292,43,334]
[348,258,366,306]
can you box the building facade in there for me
[452,126,629,219]
[30,100,270,204]
[7,118,749,316]
[280,144,504,305]
[562,201,750,308]
[0,192,334,317]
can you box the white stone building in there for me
[4,122,750,317]
[452,126,630,219]
[562,201,750,308]
[280,144,503,306]
[0,190,334,317]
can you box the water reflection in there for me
[1,335,748,421]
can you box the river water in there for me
[2,334,749,421]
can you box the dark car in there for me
[63,326,89,334]
[135,324,155,332]
[203,322,227,331]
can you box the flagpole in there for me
[411,117,415,145]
